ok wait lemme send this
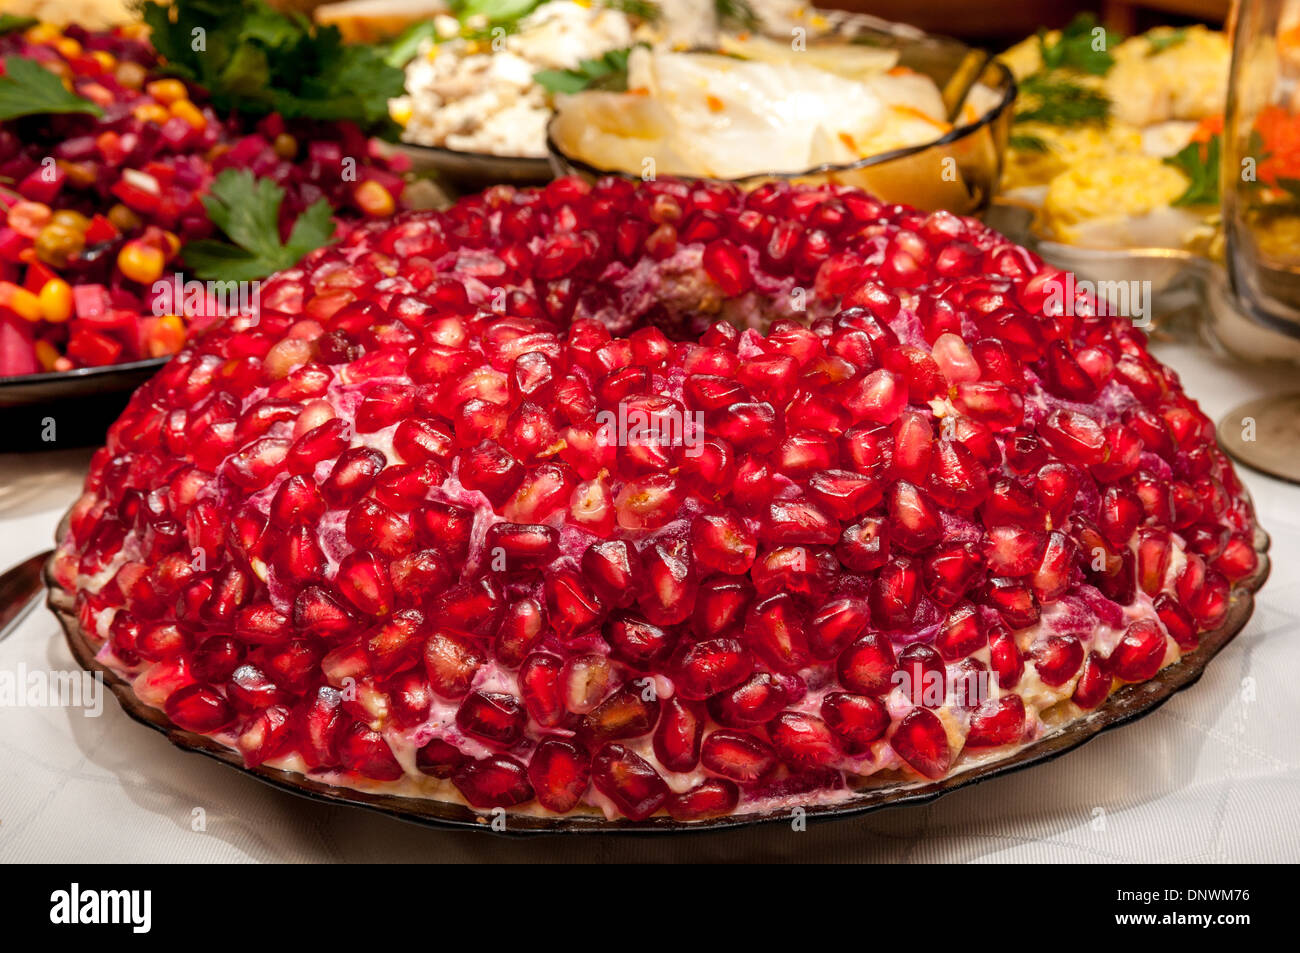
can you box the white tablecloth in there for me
[1,341,1297,863]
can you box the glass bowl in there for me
[546,14,1016,215]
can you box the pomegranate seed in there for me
[1064,651,1110,712]
[528,738,591,812]
[520,652,566,727]
[590,743,669,820]
[1110,619,1170,682]
[453,754,533,807]
[416,739,465,778]
[672,638,753,699]
[338,722,404,781]
[965,694,1026,748]
[1031,634,1084,687]
[890,708,951,779]
[165,683,234,733]
[667,779,740,821]
[655,696,705,771]
[457,690,527,746]
[768,711,840,767]
[837,633,896,695]
[821,690,889,753]
[423,628,484,699]
[701,729,777,782]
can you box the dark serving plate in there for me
[392,142,553,193]
[0,358,165,451]
[45,520,1270,835]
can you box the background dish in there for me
[547,17,1015,215]
[0,356,164,451]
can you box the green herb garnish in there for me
[0,56,104,121]
[1164,134,1221,206]
[535,46,639,95]
[450,0,543,23]
[0,14,38,35]
[1015,73,1111,126]
[140,0,406,138]
[1008,133,1050,154]
[715,0,761,32]
[182,169,336,281]
[604,0,660,21]
[1037,13,1120,76]
[1146,28,1188,57]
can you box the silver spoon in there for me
[0,550,52,643]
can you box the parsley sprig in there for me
[140,0,406,138]
[1164,135,1221,206]
[1037,13,1120,76]
[535,47,639,95]
[0,56,103,121]
[181,169,336,281]
[0,14,38,35]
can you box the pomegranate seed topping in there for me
[423,629,484,700]
[672,638,753,700]
[52,177,1257,821]
[837,633,896,695]
[691,510,758,573]
[416,738,465,778]
[165,683,234,733]
[768,711,840,768]
[453,754,533,808]
[701,729,777,782]
[655,696,705,771]
[890,708,951,779]
[528,738,591,812]
[667,779,741,821]
[820,692,889,753]
[590,743,669,820]
[1031,634,1084,687]
[456,690,527,746]
[1109,619,1169,682]
[1072,652,1112,711]
[965,694,1026,748]
[988,623,1024,689]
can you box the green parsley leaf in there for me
[1037,13,1120,76]
[0,15,38,35]
[182,169,336,280]
[1146,28,1188,57]
[604,0,660,21]
[535,46,638,95]
[1014,73,1111,126]
[383,21,439,68]
[141,0,406,138]
[1164,134,1221,206]
[450,0,542,23]
[1008,133,1050,154]
[0,56,104,121]
[715,0,761,32]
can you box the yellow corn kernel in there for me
[148,315,187,357]
[117,240,166,285]
[146,78,188,105]
[55,37,83,58]
[354,180,396,218]
[34,340,62,372]
[24,24,62,46]
[1,283,43,322]
[91,51,117,71]
[133,103,170,124]
[170,99,206,130]
[38,278,74,323]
